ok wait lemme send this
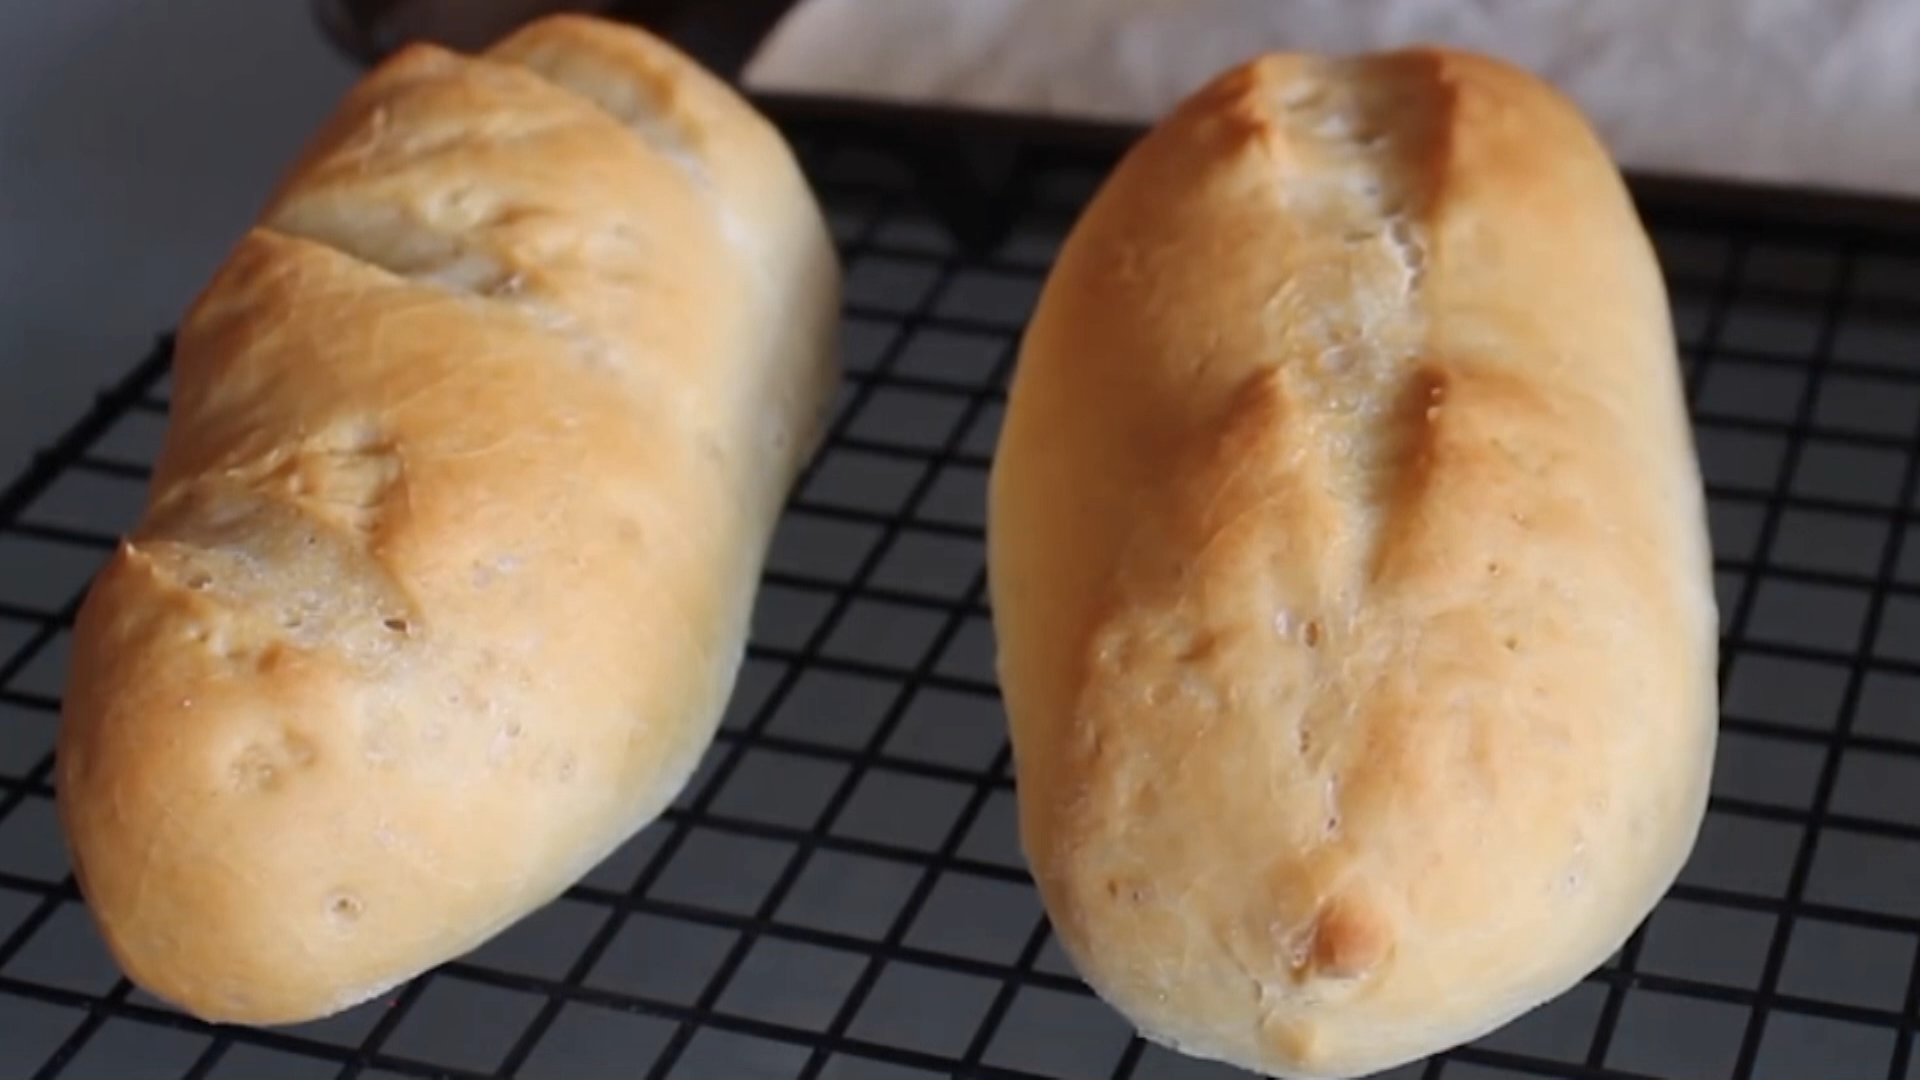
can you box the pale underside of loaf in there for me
[989,49,1717,1079]
[55,15,839,1026]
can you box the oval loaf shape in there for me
[987,48,1717,1079]
[56,15,840,1026]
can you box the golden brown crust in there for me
[988,49,1716,1079]
[56,15,838,1026]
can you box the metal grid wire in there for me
[4,122,1920,1080]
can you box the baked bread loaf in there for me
[987,48,1717,1079]
[56,14,839,1026]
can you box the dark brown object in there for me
[310,0,801,78]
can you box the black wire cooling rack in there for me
[7,101,1920,1080]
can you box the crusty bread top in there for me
[57,15,839,1025]
[988,48,1717,1078]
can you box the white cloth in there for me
[744,0,1920,199]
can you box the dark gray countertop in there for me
[0,1,355,482]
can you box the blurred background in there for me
[0,2,356,483]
